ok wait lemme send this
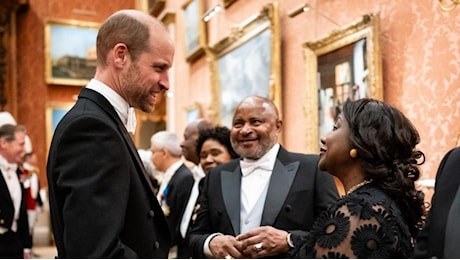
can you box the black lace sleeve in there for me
[290,186,414,258]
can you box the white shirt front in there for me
[203,144,280,256]
[240,143,279,214]
[156,160,183,204]
[0,155,20,234]
[180,164,205,238]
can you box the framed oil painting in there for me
[45,102,74,152]
[45,19,100,86]
[303,14,383,153]
[185,102,203,123]
[182,0,206,62]
[208,3,281,128]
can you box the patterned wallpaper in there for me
[194,0,460,199]
[379,1,460,183]
[288,0,460,185]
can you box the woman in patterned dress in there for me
[289,98,426,258]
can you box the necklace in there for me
[346,179,372,196]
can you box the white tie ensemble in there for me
[85,79,137,134]
[0,158,21,234]
[239,144,279,233]
[180,165,205,238]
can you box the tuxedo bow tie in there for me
[126,107,137,134]
[1,162,17,172]
[1,162,18,179]
[240,158,273,176]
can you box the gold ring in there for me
[254,242,263,251]
[225,255,233,259]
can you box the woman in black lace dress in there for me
[289,98,426,258]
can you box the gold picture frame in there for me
[185,102,203,123]
[45,101,75,153]
[223,0,238,8]
[182,0,207,62]
[207,3,281,128]
[45,19,100,86]
[303,14,383,153]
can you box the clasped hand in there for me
[210,226,289,259]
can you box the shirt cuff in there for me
[204,233,223,257]
[286,233,295,248]
[0,226,7,234]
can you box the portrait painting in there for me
[218,29,271,127]
[45,102,74,152]
[303,14,383,152]
[208,3,281,128]
[45,19,100,86]
[182,0,206,62]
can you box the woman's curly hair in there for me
[342,98,426,238]
[195,126,239,159]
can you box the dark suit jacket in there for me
[47,88,171,258]
[162,164,194,247]
[187,147,339,258]
[414,147,460,258]
[0,169,30,257]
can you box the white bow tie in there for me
[1,162,18,178]
[240,158,273,176]
[126,107,137,134]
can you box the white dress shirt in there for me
[180,164,205,238]
[0,155,20,234]
[240,144,279,214]
[86,79,136,133]
[203,144,280,256]
[156,160,183,204]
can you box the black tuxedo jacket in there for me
[0,169,30,257]
[187,147,339,258]
[47,88,170,258]
[162,164,194,246]
[414,147,460,258]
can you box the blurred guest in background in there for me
[414,146,460,258]
[151,130,194,258]
[180,119,213,171]
[138,148,161,194]
[289,98,426,258]
[179,126,239,258]
[0,124,31,258]
[20,151,43,253]
[195,126,239,174]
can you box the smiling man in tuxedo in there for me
[47,10,174,258]
[187,96,339,259]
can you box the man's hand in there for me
[236,226,290,258]
[23,249,31,259]
[209,234,246,259]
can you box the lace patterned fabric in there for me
[290,185,414,258]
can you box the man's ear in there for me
[0,138,7,148]
[276,119,283,132]
[112,43,129,68]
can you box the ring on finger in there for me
[254,242,263,251]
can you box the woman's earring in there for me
[349,149,358,158]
